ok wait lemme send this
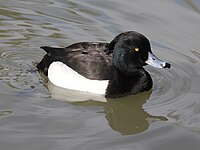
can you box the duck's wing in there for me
[37,42,114,80]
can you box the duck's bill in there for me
[145,52,171,68]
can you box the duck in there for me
[37,31,171,98]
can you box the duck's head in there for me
[111,31,171,73]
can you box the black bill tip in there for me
[163,62,171,68]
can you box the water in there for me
[1,0,200,149]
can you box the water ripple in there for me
[0,48,41,90]
[144,48,200,130]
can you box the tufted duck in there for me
[37,31,171,98]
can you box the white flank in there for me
[48,61,109,94]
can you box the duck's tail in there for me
[37,53,50,75]
[40,46,67,55]
[37,46,66,75]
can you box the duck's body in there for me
[37,31,170,98]
[38,42,113,80]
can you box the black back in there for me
[37,42,114,80]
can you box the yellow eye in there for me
[134,47,139,52]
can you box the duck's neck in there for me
[105,67,152,98]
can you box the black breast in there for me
[105,68,153,98]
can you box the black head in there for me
[110,31,170,73]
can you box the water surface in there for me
[1,0,200,149]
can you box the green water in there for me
[1,0,200,149]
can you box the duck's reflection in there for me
[104,92,167,135]
[48,82,167,135]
